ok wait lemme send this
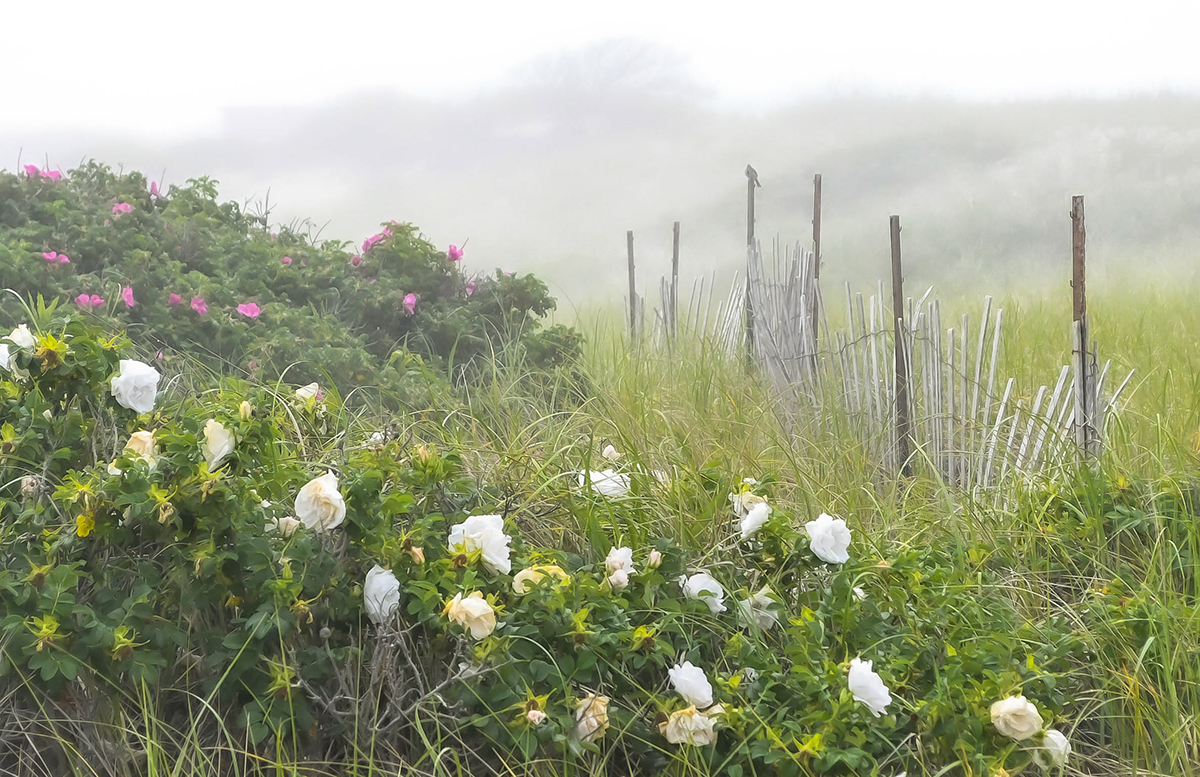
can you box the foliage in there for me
[0,162,579,395]
[0,313,1081,775]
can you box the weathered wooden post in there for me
[890,215,913,476]
[671,220,680,340]
[745,165,760,363]
[1070,196,1097,457]
[810,173,823,347]
[626,230,638,341]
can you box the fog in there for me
[6,41,1200,310]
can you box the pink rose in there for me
[403,293,417,315]
[89,294,104,308]
[191,297,207,316]
[465,281,477,296]
[121,287,136,308]
[448,244,464,262]
[74,293,91,307]
[169,293,182,306]
[281,256,292,265]
[237,302,261,318]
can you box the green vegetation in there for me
[2,164,1199,776]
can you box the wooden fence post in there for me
[890,215,913,476]
[744,166,761,365]
[627,230,638,341]
[1070,196,1097,457]
[671,220,680,340]
[811,173,823,347]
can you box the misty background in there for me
[5,34,1200,313]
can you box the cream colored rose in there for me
[573,694,610,742]
[512,564,570,594]
[804,512,852,564]
[607,569,630,592]
[679,571,726,614]
[605,546,635,576]
[990,695,1044,741]
[443,591,497,639]
[647,549,663,569]
[8,324,35,350]
[601,444,620,462]
[110,359,161,414]
[295,471,346,532]
[126,430,157,462]
[239,400,253,421]
[736,586,779,630]
[202,419,235,470]
[1039,729,1071,768]
[739,501,772,540]
[728,490,766,519]
[271,515,301,537]
[659,706,718,746]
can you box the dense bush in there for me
[0,162,579,395]
[1,314,1081,775]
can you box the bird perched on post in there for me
[745,165,761,187]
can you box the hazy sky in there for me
[6,0,1200,139]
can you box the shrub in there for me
[0,162,579,396]
[0,312,1081,775]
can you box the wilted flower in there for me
[660,706,718,746]
[580,469,630,498]
[448,514,512,575]
[728,490,767,519]
[21,475,38,498]
[601,444,619,461]
[804,513,852,564]
[369,431,385,445]
[363,565,401,625]
[295,382,320,402]
[668,661,714,709]
[736,586,779,630]
[526,709,548,725]
[739,501,771,540]
[512,564,570,594]
[848,657,892,717]
[201,419,235,470]
[1038,729,1071,768]
[573,694,610,742]
[295,472,347,532]
[110,359,160,414]
[990,695,1044,741]
[679,572,726,614]
[742,667,759,683]
[443,591,497,639]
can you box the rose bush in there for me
[0,311,1082,775]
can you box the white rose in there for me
[8,324,35,350]
[739,501,772,540]
[647,549,663,569]
[853,587,867,601]
[659,706,717,746]
[443,591,497,639]
[601,444,620,462]
[295,382,320,401]
[728,490,766,519]
[201,419,236,470]
[0,344,10,371]
[110,359,161,414]
[369,431,385,445]
[679,571,726,614]
[363,565,401,625]
[295,471,347,532]
[448,514,512,575]
[668,661,714,709]
[848,657,892,717]
[512,564,569,594]
[573,694,610,743]
[607,568,630,592]
[1038,728,1071,768]
[580,469,630,498]
[990,695,1044,741]
[736,586,779,630]
[804,513,852,564]
[605,546,635,576]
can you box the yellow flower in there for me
[75,513,95,538]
